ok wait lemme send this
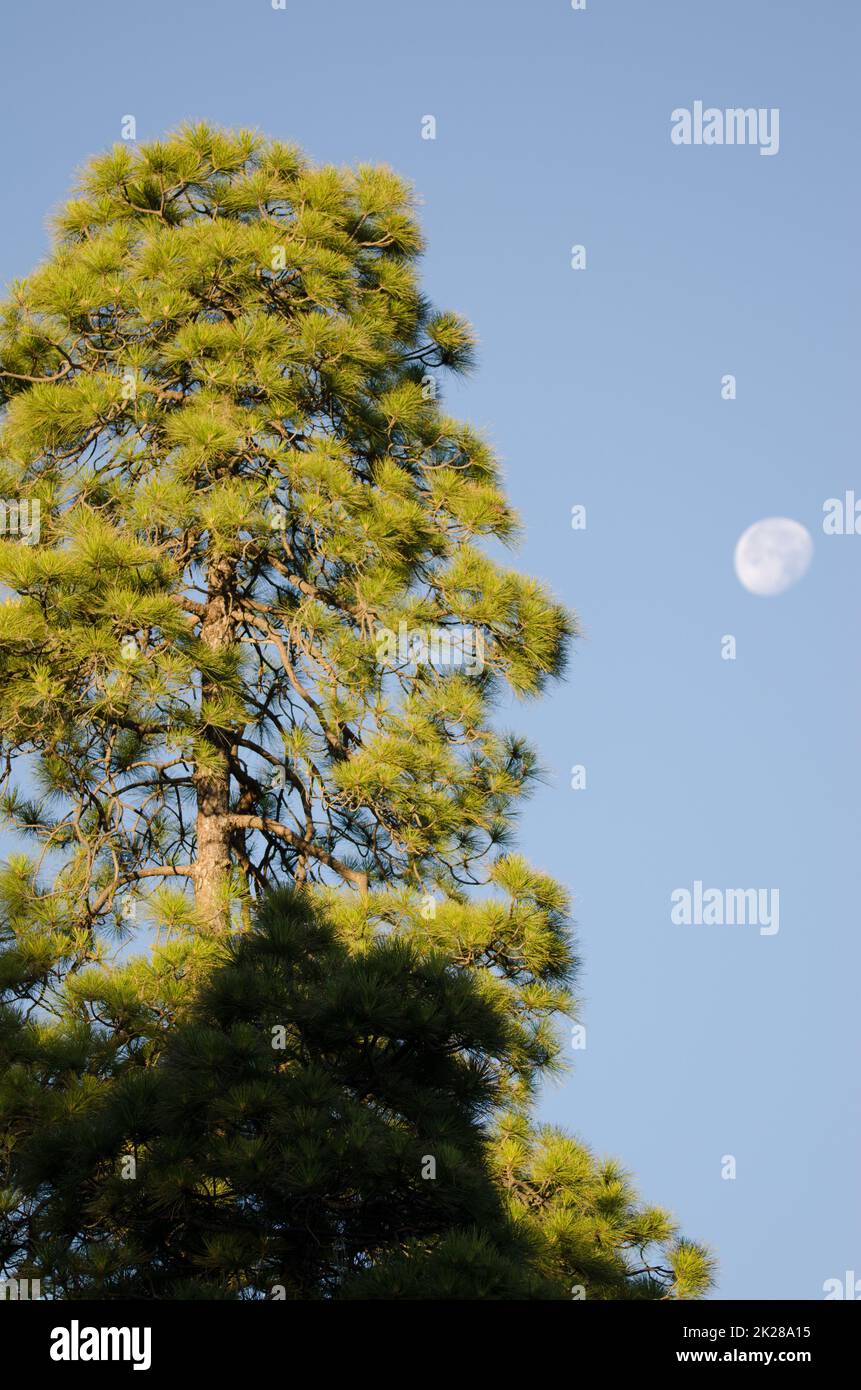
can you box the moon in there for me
[733,517,813,597]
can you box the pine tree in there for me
[1,889,712,1300]
[0,126,714,1300]
[0,122,570,937]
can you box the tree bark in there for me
[193,555,236,932]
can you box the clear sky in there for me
[1,0,858,1300]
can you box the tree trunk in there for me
[193,556,235,933]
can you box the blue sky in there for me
[1,0,858,1299]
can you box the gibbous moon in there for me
[733,517,813,597]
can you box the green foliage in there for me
[0,890,713,1300]
[0,121,574,939]
[0,126,714,1300]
